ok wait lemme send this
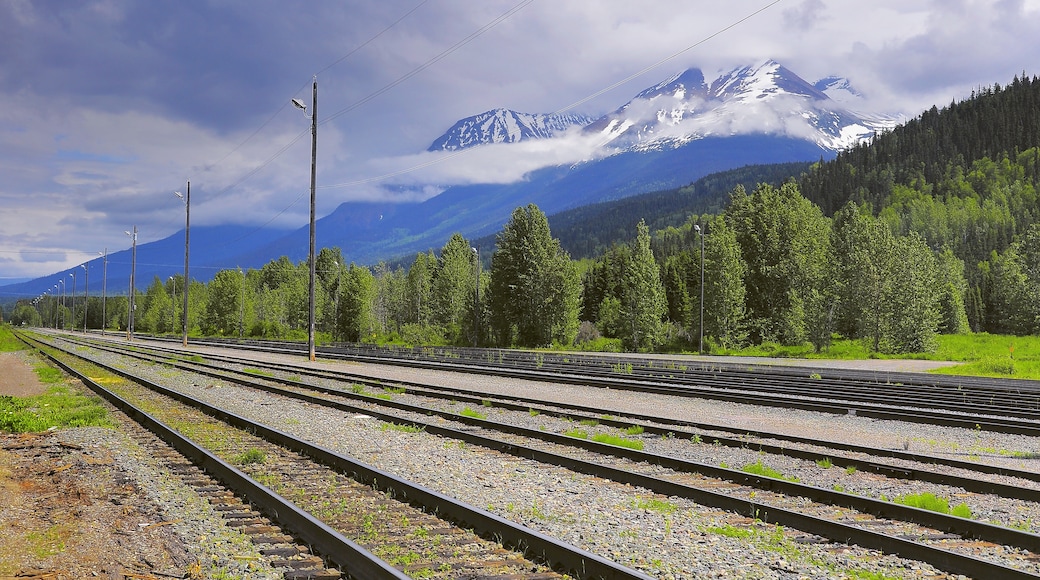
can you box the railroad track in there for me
[19,331,649,580]
[27,330,1040,579]
[134,333,1040,435]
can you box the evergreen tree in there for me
[702,216,747,350]
[489,204,581,347]
[620,220,667,350]
[406,251,436,326]
[338,264,377,342]
[935,248,971,335]
[432,233,476,341]
[203,269,245,336]
[726,182,831,345]
[883,233,941,353]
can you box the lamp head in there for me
[694,224,701,232]
[292,98,307,112]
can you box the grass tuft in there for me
[0,386,112,433]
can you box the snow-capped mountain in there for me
[587,60,895,152]
[428,60,895,155]
[427,108,594,151]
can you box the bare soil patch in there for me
[0,431,196,579]
[0,352,48,398]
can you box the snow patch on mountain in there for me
[590,60,895,152]
[428,109,594,152]
[427,60,898,159]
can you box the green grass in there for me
[380,422,425,433]
[0,385,113,433]
[633,497,677,514]
[0,326,25,352]
[892,492,973,518]
[233,448,267,465]
[242,367,274,377]
[625,425,644,436]
[459,407,486,420]
[591,433,644,450]
[564,428,588,439]
[711,333,1040,380]
[741,460,799,482]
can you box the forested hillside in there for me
[802,74,1040,215]
[460,161,810,266]
[800,74,1040,335]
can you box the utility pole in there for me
[181,180,191,347]
[126,226,137,341]
[307,77,317,361]
[291,77,317,361]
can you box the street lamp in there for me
[58,279,65,330]
[175,181,190,347]
[81,264,88,333]
[69,271,76,331]
[694,223,704,354]
[168,276,176,334]
[125,227,137,341]
[472,247,480,347]
[100,249,108,336]
[293,77,318,361]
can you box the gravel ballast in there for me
[73,340,1040,579]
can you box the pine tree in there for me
[620,220,667,350]
[702,216,747,350]
[432,233,476,340]
[489,204,581,347]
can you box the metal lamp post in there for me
[100,249,107,336]
[58,279,65,329]
[69,271,76,330]
[175,181,190,346]
[472,247,480,347]
[81,264,88,332]
[694,223,704,354]
[125,227,137,341]
[293,77,318,361]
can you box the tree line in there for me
[19,175,1036,356]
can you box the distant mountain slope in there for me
[248,135,831,267]
[3,60,891,301]
[801,74,1040,215]
[583,60,893,153]
[427,109,594,151]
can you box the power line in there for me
[316,0,784,191]
[320,0,536,127]
[178,0,536,253]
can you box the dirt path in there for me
[0,352,48,397]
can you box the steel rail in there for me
[78,331,1040,436]
[17,333,408,580]
[21,331,654,580]
[65,333,1040,496]
[39,332,1040,578]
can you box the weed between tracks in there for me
[705,523,901,580]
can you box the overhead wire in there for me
[194,0,537,250]
[315,0,784,191]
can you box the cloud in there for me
[783,0,828,31]
[3,0,1040,280]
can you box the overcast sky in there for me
[2,0,1039,283]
